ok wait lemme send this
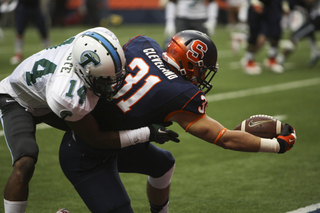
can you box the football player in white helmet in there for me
[0,27,179,213]
[72,30,127,100]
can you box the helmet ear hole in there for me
[188,62,193,70]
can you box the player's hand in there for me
[148,122,180,144]
[277,123,296,153]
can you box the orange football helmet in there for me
[162,30,218,94]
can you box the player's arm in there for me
[168,112,295,153]
[66,113,179,149]
[49,90,179,149]
[66,113,121,149]
[169,112,261,151]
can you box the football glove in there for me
[148,122,180,144]
[277,123,296,153]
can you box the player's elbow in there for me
[215,140,233,150]
[214,133,236,150]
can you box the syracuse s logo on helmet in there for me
[79,51,101,69]
[187,40,208,63]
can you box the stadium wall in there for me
[105,0,164,23]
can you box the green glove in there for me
[148,122,180,144]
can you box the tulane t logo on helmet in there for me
[79,51,101,69]
[72,28,127,98]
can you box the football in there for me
[234,114,284,138]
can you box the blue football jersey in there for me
[93,35,208,131]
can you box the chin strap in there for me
[162,52,187,78]
[162,52,180,70]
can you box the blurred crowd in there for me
[162,0,320,74]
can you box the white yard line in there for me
[206,77,320,102]
[286,203,320,213]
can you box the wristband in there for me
[213,128,227,144]
[260,138,280,153]
[119,127,150,148]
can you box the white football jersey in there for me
[176,0,208,19]
[0,27,114,121]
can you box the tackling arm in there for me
[66,113,122,149]
[66,114,179,149]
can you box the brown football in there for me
[234,114,284,138]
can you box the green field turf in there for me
[0,24,319,213]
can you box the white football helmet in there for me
[72,30,127,99]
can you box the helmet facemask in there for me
[196,63,218,94]
[75,65,127,100]
[90,68,127,100]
